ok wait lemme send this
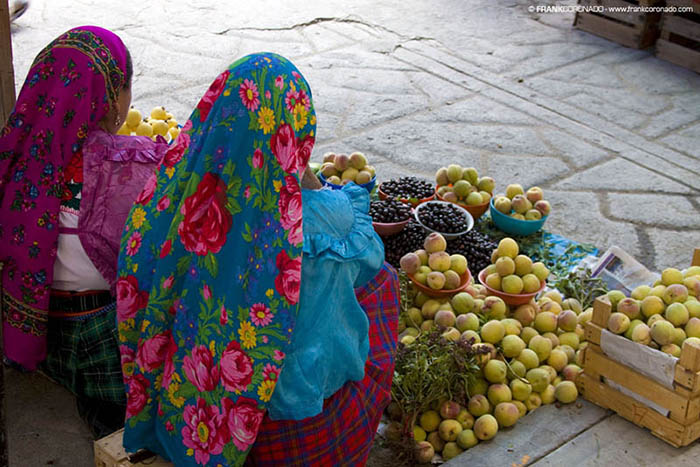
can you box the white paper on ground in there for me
[600,328,678,389]
[605,379,670,416]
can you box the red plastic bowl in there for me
[408,269,472,298]
[378,184,435,207]
[435,186,490,220]
[477,268,545,305]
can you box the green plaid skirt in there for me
[42,302,126,404]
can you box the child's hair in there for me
[124,49,133,89]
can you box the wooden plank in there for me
[656,38,700,73]
[664,15,700,42]
[673,366,700,396]
[584,321,603,345]
[693,248,700,267]
[680,339,700,372]
[579,374,693,446]
[584,348,693,418]
[592,298,612,327]
[0,0,16,126]
[580,0,648,25]
[441,400,609,467]
[575,12,645,48]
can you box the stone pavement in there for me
[5,0,700,465]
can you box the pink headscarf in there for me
[0,26,129,370]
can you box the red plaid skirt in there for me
[246,263,400,467]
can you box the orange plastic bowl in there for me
[378,184,435,207]
[372,217,411,237]
[435,186,490,221]
[408,269,472,298]
[477,268,545,305]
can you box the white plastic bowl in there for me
[414,200,474,240]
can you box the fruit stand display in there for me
[351,159,700,464]
[386,233,591,463]
[580,249,700,447]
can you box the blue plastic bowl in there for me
[489,198,548,236]
[318,172,377,193]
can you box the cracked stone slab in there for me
[639,94,700,140]
[659,123,700,160]
[394,42,700,188]
[607,193,700,229]
[553,158,696,194]
[647,228,700,270]
[532,414,700,466]
[545,191,642,258]
[411,95,537,126]
[452,124,555,157]
[562,86,669,130]
[537,128,612,168]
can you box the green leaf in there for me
[223,442,245,464]
[259,328,286,340]
[176,255,191,276]
[238,306,248,322]
[204,253,219,278]
[175,381,198,400]
[242,223,253,242]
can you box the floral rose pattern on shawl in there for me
[117,53,316,466]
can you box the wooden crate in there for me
[579,248,700,447]
[656,0,700,73]
[574,0,664,49]
[94,429,173,467]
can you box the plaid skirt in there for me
[42,296,125,404]
[247,263,400,467]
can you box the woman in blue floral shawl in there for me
[117,52,397,466]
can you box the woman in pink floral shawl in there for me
[1,27,166,437]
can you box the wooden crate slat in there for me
[580,0,649,25]
[664,15,700,42]
[680,339,700,372]
[575,12,650,48]
[693,248,700,267]
[656,38,700,72]
[673,366,700,396]
[591,297,612,327]
[579,374,689,447]
[585,347,692,420]
[585,321,603,345]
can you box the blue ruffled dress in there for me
[267,183,384,420]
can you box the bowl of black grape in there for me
[378,176,435,207]
[369,199,413,236]
[414,200,474,240]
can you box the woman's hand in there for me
[301,166,323,190]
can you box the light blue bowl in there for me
[489,198,548,236]
[318,172,377,193]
